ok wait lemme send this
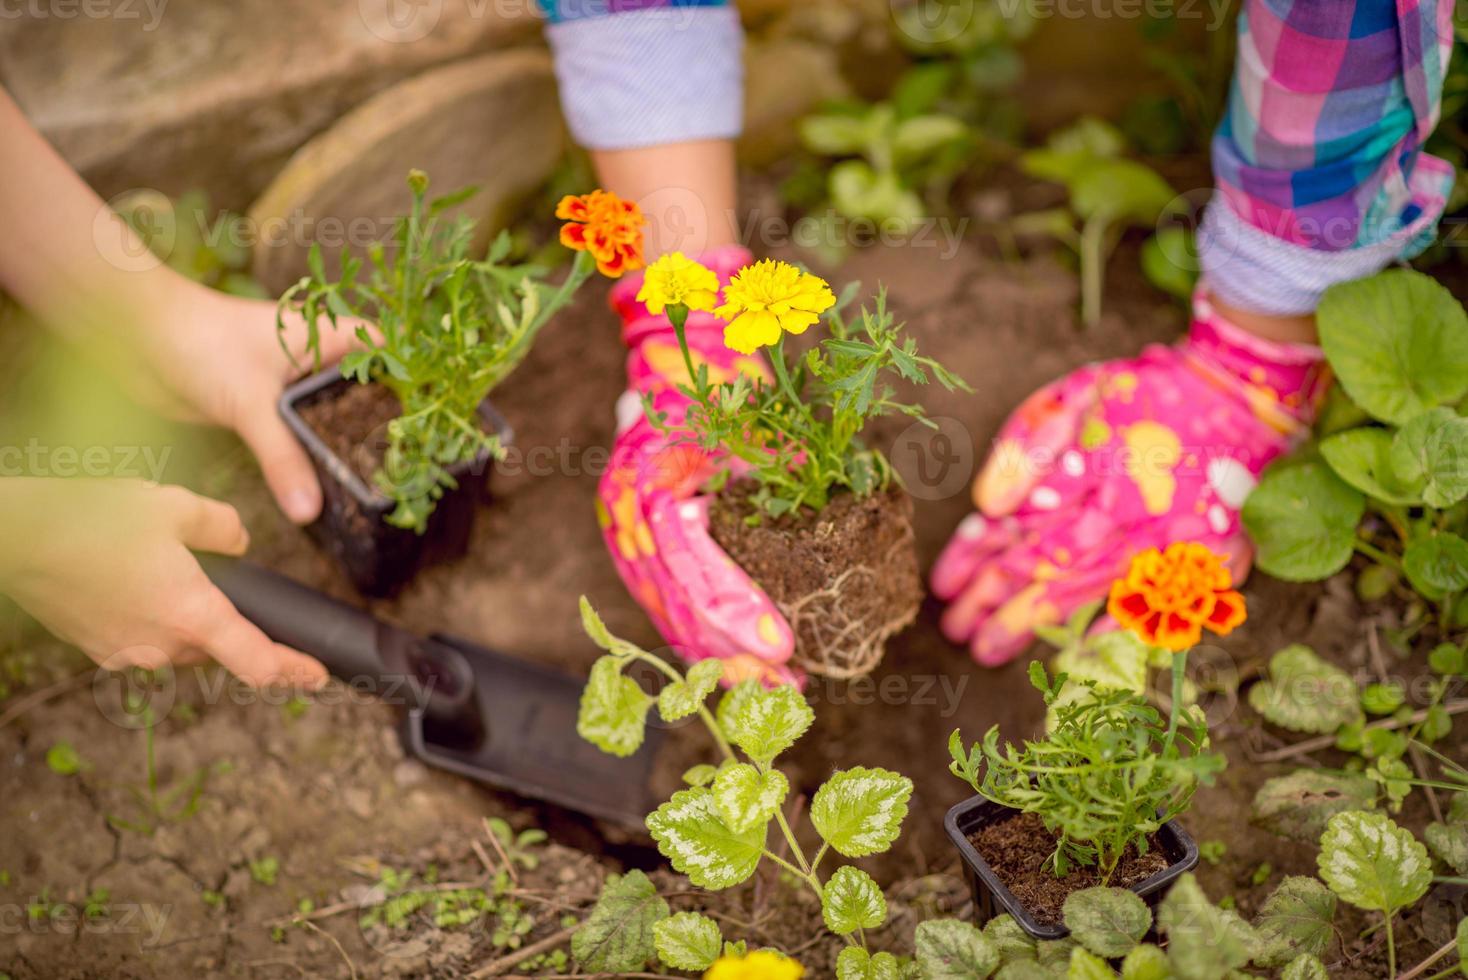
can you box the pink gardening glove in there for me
[933,289,1330,666]
[596,246,800,686]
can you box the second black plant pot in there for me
[280,370,512,598]
[944,795,1199,941]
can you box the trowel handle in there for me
[200,556,385,681]
[199,558,482,744]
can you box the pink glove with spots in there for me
[596,246,799,686]
[933,290,1329,666]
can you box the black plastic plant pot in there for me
[280,369,512,598]
[944,795,1199,941]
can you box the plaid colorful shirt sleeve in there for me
[536,0,743,151]
[1200,0,1458,315]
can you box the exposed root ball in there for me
[709,481,921,679]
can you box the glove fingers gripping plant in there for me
[276,174,638,594]
[639,254,968,679]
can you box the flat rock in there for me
[0,0,540,210]
[247,47,564,295]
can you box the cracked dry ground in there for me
[2,229,1464,977]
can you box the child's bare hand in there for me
[0,477,327,688]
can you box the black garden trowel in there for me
[202,558,663,828]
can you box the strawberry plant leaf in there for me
[1391,406,1468,508]
[1281,953,1329,980]
[710,764,787,834]
[645,788,764,890]
[717,682,814,764]
[570,870,668,974]
[577,657,652,758]
[822,867,887,936]
[1120,944,1169,980]
[652,911,722,971]
[1158,873,1258,980]
[658,659,724,722]
[1242,461,1365,581]
[1317,811,1431,914]
[916,921,998,974]
[1066,947,1115,980]
[810,766,913,858]
[1320,427,1424,505]
[1062,887,1150,958]
[1252,770,1378,841]
[1316,269,1468,426]
[1247,645,1361,734]
[1252,876,1337,967]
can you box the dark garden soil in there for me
[709,479,921,679]
[298,381,402,486]
[1,176,1464,977]
[968,812,1170,924]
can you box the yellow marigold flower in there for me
[556,189,645,278]
[714,259,835,354]
[1107,542,1247,651]
[636,251,720,315]
[704,950,805,980]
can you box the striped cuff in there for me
[544,6,744,151]
[1198,196,1446,317]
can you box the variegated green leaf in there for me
[1247,645,1361,734]
[717,681,814,763]
[659,659,725,721]
[1251,769,1378,842]
[711,764,787,834]
[1280,953,1328,980]
[838,946,903,980]
[1120,944,1169,980]
[577,656,652,757]
[1159,874,1257,980]
[653,911,722,971]
[1317,810,1431,914]
[810,767,913,857]
[913,918,998,978]
[1062,887,1150,958]
[1252,875,1336,967]
[822,866,887,936]
[645,788,765,890]
[571,870,668,973]
[682,764,719,787]
[984,914,1037,964]
[1067,947,1116,979]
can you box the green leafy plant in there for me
[573,597,1023,976]
[662,284,967,520]
[1318,810,1433,976]
[1242,269,1468,627]
[44,741,83,776]
[1011,118,1180,327]
[949,659,1224,883]
[105,689,223,836]
[278,170,597,531]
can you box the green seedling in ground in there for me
[484,817,547,871]
[249,857,279,887]
[82,888,110,921]
[1198,840,1227,865]
[201,890,225,911]
[279,696,310,721]
[105,697,222,836]
[45,742,83,776]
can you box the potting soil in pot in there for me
[708,479,921,679]
[969,811,1170,924]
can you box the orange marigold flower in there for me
[1107,542,1247,651]
[556,189,646,278]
